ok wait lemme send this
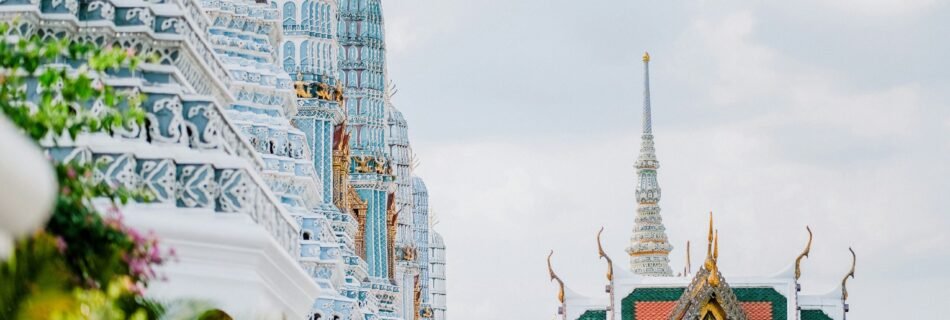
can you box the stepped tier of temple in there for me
[0,0,447,318]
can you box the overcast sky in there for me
[382,0,949,319]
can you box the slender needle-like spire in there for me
[642,51,652,134]
[626,52,674,277]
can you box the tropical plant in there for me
[0,21,172,320]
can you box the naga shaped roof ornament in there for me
[598,227,617,320]
[795,226,813,280]
[597,227,613,282]
[841,247,856,301]
[547,250,565,304]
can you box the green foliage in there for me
[156,299,223,320]
[0,234,73,317]
[0,234,150,320]
[0,22,168,320]
[0,22,146,142]
[197,310,232,320]
[47,162,157,289]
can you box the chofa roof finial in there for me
[795,226,813,280]
[841,247,856,301]
[597,227,614,281]
[642,51,650,63]
[547,250,565,304]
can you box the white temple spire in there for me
[642,51,652,134]
[626,52,674,277]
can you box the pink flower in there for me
[125,48,136,57]
[148,245,162,263]
[104,217,119,229]
[130,259,146,276]
[60,186,71,196]
[54,236,67,253]
[66,167,77,178]
[127,281,144,295]
[126,228,143,244]
[107,204,121,216]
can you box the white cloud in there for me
[811,0,939,18]
[384,1,484,55]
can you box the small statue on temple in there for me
[355,156,371,173]
[294,71,312,98]
[375,158,388,174]
[334,83,346,104]
[317,82,333,100]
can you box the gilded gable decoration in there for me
[668,213,747,320]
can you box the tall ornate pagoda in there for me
[627,52,675,277]
[547,54,857,320]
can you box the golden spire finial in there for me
[713,229,719,260]
[642,51,650,63]
[704,212,721,287]
[795,226,813,280]
[707,229,721,287]
[706,212,714,257]
[841,247,856,301]
[596,227,614,281]
[547,250,565,304]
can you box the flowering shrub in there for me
[0,21,174,319]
